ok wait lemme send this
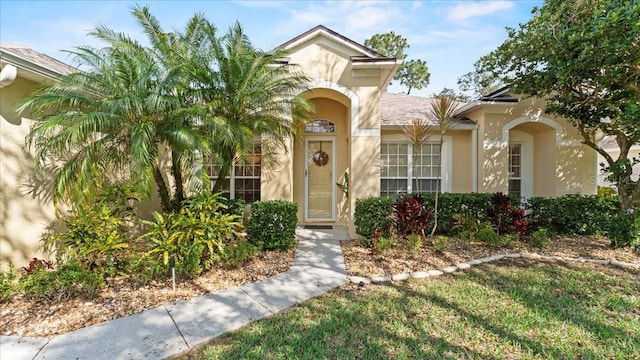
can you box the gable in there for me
[280,25,384,59]
[279,25,399,89]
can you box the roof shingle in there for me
[1,42,77,77]
[381,92,474,127]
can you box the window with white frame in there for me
[305,119,335,133]
[206,144,261,203]
[380,141,442,199]
[508,143,522,198]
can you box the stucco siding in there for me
[533,128,557,197]
[468,96,596,197]
[1,77,55,268]
[287,43,352,85]
[260,137,293,202]
[450,131,473,193]
[355,87,381,130]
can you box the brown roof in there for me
[381,92,475,127]
[1,42,77,78]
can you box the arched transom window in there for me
[305,119,335,133]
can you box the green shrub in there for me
[598,186,617,198]
[529,228,551,248]
[526,195,619,236]
[354,197,394,246]
[0,264,16,302]
[406,234,423,252]
[453,207,489,241]
[142,192,243,278]
[420,193,495,235]
[476,227,501,246]
[431,235,448,253]
[218,241,258,268]
[219,197,247,217]
[19,262,103,302]
[48,203,131,276]
[372,235,396,254]
[607,213,639,248]
[247,200,298,251]
[458,230,472,241]
[45,185,140,277]
[500,234,515,247]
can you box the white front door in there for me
[304,138,336,222]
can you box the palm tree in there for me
[428,95,458,237]
[182,22,313,191]
[18,9,207,211]
[19,7,312,210]
[130,6,218,206]
[402,118,433,195]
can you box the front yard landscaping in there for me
[1,191,638,344]
[0,248,295,337]
[2,231,637,338]
[182,259,639,359]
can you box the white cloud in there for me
[446,0,514,21]
[273,1,405,41]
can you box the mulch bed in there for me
[341,235,640,278]
[2,235,638,338]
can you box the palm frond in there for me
[402,118,433,153]
[429,95,458,133]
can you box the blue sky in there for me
[0,0,542,97]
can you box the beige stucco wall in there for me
[468,97,597,197]
[449,131,473,193]
[1,76,56,269]
[260,137,293,202]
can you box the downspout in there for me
[0,64,18,88]
[472,127,478,192]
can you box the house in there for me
[1,43,77,268]
[246,26,596,236]
[0,26,597,267]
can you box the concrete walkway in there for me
[1,227,350,360]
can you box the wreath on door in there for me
[312,149,329,166]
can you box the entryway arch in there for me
[502,116,561,198]
[293,87,351,225]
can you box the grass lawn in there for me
[183,260,639,359]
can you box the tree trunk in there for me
[212,156,233,193]
[153,166,172,212]
[171,151,185,205]
[617,180,640,215]
[430,134,444,237]
[430,186,439,237]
